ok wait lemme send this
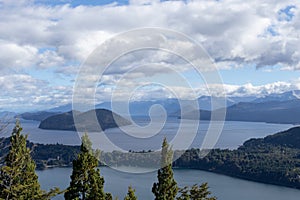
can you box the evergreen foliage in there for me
[152,138,178,200]
[0,121,59,200]
[124,186,137,200]
[64,133,111,200]
[177,184,216,200]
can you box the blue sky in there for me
[220,67,300,85]
[0,0,299,112]
[34,0,130,7]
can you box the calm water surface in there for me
[3,119,293,151]
[37,167,300,200]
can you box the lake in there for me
[37,167,300,200]
[2,119,299,199]
[2,118,294,151]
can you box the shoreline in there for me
[36,165,300,190]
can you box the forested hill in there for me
[174,127,300,189]
[0,137,80,169]
[243,126,300,149]
[38,109,131,131]
[182,99,300,124]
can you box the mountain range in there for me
[5,90,300,125]
[180,90,300,124]
[182,99,300,124]
[253,90,300,103]
[31,95,255,117]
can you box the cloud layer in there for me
[0,0,299,111]
[1,0,299,70]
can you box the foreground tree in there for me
[124,186,137,200]
[152,138,178,200]
[0,121,59,199]
[177,183,216,200]
[64,133,112,200]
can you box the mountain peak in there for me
[253,90,300,103]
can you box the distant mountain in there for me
[253,90,300,103]
[96,99,182,117]
[0,111,16,119]
[44,96,256,119]
[229,96,257,103]
[47,100,181,116]
[42,91,300,120]
[39,109,131,131]
[182,99,300,124]
[99,96,257,117]
[47,104,72,113]
[16,111,60,121]
[197,95,257,111]
[197,96,228,111]
[223,99,300,124]
[130,99,181,117]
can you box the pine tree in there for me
[176,186,190,200]
[177,183,217,200]
[64,133,111,200]
[190,183,216,200]
[105,193,113,200]
[152,138,178,200]
[0,121,59,200]
[124,186,137,200]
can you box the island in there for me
[38,109,131,132]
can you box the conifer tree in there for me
[177,183,216,200]
[0,121,59,200]
[124,186,137,200]
[105,193,113,200]
[64,133,111,200]
[176,186,190,200]
[152,138,178,200]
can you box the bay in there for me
[3,119,299,199]
[37,167,300,200]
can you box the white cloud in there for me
[0,41,37,70]
[37,50,65,68]
[1,73,299,112]
[0,0,300,111]
[1,0,299,72]
[203,81,299,97]
[0,74,72,112]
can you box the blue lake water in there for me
[3,118,294,151]
[2,119,299,199]
[37,167,300,200]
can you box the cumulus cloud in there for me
[0,41,37,70]
[0,0,300,111]
[93,80,300,102]
[202,81,299,98]
[0,0,299,71]
[0,74,72,111]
